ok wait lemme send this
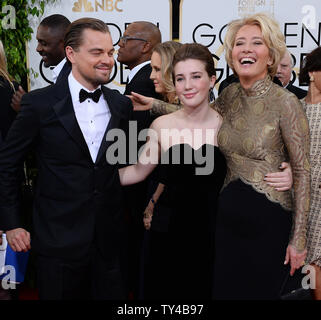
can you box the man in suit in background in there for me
[11,14,71,111]
[276,50,307,99]
[117,21,161,299]
[117,21,161,114]
[0,18,132,300]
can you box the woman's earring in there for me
[310,75,315,82]
[209,87,215,103]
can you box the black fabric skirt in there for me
[213,179,293,300]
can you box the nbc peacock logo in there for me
[72,0,123,12]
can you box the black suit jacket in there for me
[55,61,71,84]
[124,64,161,133]
[286,83,307,99]
[0,76,132,261]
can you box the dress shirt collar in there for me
[127,60,151,83]
[68,71,102,104]
[52,58,67,83]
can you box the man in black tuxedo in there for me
[11,14,71,111]
[117,21,161,123]
[0,18,132,300]
[276,50,307,99]
[117,21,161,299]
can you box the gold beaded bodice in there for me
[215,76,310,251]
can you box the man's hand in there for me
[264,162,292,191]
[11,86,26,112]
[6,228,31,252]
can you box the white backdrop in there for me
[180,0,321,94]
[27,0,321,94]
[27,0,172,92]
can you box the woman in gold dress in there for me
[212,13,310,299]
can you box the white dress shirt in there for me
[68,72,111,163]
[52,58,67,84]
[127,60,151,83]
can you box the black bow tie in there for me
[79,88,102,103]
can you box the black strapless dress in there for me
[144,144,226,300]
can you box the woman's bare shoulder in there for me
[151,110,181,129]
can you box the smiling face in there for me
[150,51,166,94]
[66,29,115,90]
[174,58,215,109]
[232,24,272,87]
[36,25,65,67]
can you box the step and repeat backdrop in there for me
[180,0,321,94]
[27,0,172,92]
[27,0,321,94]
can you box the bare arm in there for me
[143,183,165,230]
[119,122,160,186]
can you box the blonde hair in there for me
[152,41,182,103]
[224,13,286,77]
[0,40,14,90]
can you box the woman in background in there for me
[299,46,321,300]
[212,13,310,300]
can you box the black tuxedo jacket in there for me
[124,63,157,97]
[286,83,307,100]
[55,61,71,84]
[124,64,161,133]
[0,76,132,261]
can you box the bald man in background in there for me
[276,50,307,99]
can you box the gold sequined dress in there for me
[212,76,310,299]
[302,99,321,268]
